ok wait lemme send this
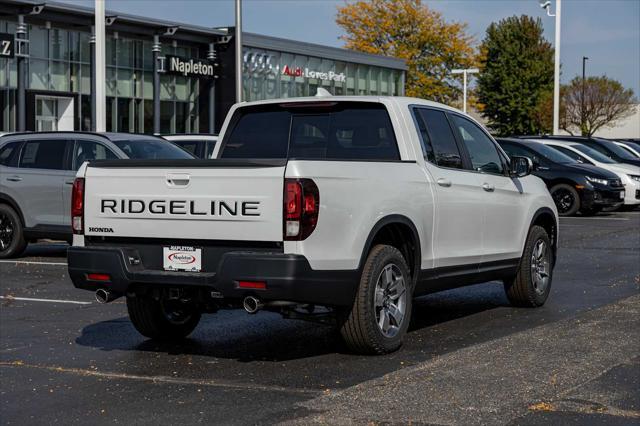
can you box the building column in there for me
[152,34,161,134]
[15,15,27,132]
[207,42,216,134]
[89,26,96,131]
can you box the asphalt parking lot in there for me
[1,211,639,425]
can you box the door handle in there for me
[6,176,22,182]
[482,183,495,192]
[437,178,452,187]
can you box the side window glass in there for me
[417,109,463,169]
[554,146,591,164]
[0,142,20,166]
[588,143,611,158]
[74,140,118,169]
[450,115,504,175]
[19,140,68,170]
[412,109,435,163]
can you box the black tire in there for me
[126,295,201,340]
[339,245,412,355]
[504,225,553,307]
[550,184,580,216]
[580,205,602,216]
[0,204,27,259]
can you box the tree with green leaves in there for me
[477,15,554,136]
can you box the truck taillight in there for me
[284,178,319,241]
[71,178,85,234]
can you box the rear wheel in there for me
[0,204,27,259]
[339,245,412,355]
[504,225,553,307]
[127,295,201,340]
[550,184,580,216]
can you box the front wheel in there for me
[504,225,553,307]
[339,245,412,355]
[127,295,201,340]
[550,184,580,216]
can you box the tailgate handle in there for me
[167,173,191,187]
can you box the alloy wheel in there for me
[552,189,575,214]
[0,211,14,252]
[530,239,550,295]
[374,263,407,338]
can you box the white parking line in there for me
[0,296,91,305]
[0,260,67,266]
[559,217,629,221]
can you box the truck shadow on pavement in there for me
[74,283,511,363]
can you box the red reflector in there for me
[238,281,266,290]
[87,273,110,282]
[304,193,316,213]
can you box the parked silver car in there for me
[0,132,194,258]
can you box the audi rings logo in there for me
[243,52,276,75]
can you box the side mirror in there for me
[509,156,533,178]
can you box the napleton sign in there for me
[166,55,216,78]
[282,65,346,83]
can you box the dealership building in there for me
[0,0,406,134]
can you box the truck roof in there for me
[234,95,462,115]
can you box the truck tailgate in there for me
[83,161,285,242]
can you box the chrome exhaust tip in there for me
[95,289,119,304]
[243,296,263,314]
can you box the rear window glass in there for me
[111,139,194,159]
[220,102,400,161]
[19,139,68,170]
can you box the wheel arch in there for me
[358,215,421,286]
[0,193,25,226]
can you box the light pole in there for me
[581,56,588,134]
[95,0,106,132]
[540,0,561,135]
[451,68,479,114]
[235,0,243,103]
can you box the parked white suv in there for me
[68,96,558,354]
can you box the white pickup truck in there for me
[68,95,558,354]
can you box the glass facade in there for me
[242,48,404,102]
[1,16,405,134]
[0,19,202,133]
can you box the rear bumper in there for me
[67,246,358,306]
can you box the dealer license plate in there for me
[163,246,202,272]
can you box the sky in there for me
[61,0,640,95]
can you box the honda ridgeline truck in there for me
[68,96,558,354]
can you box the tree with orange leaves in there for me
[336,0,477,106]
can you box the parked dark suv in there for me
[498,138,625,216]
[0,132,194,258]
[520,136,640,167]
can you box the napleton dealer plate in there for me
[163,246,202,272]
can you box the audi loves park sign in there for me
[282,65,346,83]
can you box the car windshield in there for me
[570,144,616,164]
[530,143,576,164]
[599,140,638,160]
[112,139,194,159]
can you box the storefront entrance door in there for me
[35,96,74,131]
